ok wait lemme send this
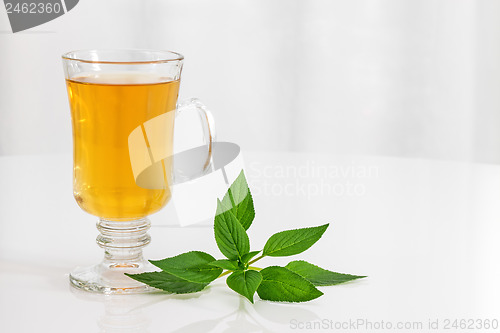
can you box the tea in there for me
[66,73,180,220]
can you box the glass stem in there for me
[96,218,151,266]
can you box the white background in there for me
[1,0,500,162]
[2,3,500,331]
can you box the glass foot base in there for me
[70,260,159,294]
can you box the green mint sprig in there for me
[126,170,366,303]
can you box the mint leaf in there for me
[214,199,250,260]
[241,251,261,264]
[262,224,329,257]
[286,260,366,286]
[226,270,262,303]
[125,271,208,293]
[149,251,222,284]
[208,259,240,271]
[257,266,323,302]
[221,170,255,230]
[123,169,364,303]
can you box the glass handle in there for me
[174,98,216,182]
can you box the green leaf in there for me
[257,266,323,302]
[149,251,222,284]
[285,260,366,286]
[241,250,261,264]
[221,170,255,230]
[226,270,263,303]
[208,259,240,271]
[214,199,250,260]
[262,224,329,257]
[125,271,208,294]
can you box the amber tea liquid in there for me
[66,73,180,220]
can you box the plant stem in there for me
[248,266,261,271]
[217,255,265,279]
[248,255,264,266]
[218,270,232,278]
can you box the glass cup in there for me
[62,49,215,293]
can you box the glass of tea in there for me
[62,50,215,293]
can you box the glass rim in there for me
[61,49,184,65]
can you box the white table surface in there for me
[1,151,500,333]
